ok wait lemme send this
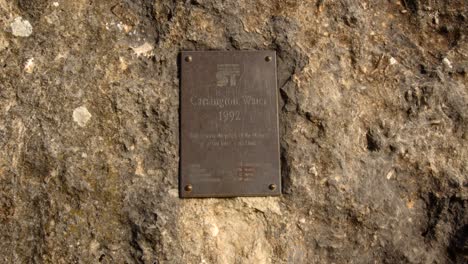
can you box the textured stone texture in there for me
[0,0,467,263]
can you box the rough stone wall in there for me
[0,0,467,263]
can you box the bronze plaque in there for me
[180,51,280,197]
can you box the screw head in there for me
[269,184,277,191]
[184,184,193,192]
[185,56,192,62]
[265,56,272,62]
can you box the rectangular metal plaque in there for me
[180,51,280,197]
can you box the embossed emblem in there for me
[216,64,240,87]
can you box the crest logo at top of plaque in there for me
[216,64,240,87]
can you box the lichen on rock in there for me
[10,16,33,37]
[73,106,92,127]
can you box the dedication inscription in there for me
[180,51,280,197]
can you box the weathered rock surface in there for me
[0,0,467,263]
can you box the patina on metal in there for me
[180,51,281,198]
